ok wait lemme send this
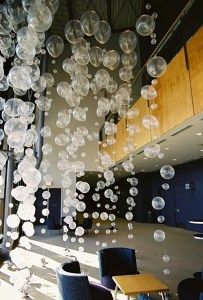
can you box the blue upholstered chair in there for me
[56,261,113,300]
[98,247,139,290]
[178,278,203,300]
[46,218,62,233]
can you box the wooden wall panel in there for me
[186,26,203,114]
[151,47,193,137]
[115,117,127,161]
[127,97,151,149]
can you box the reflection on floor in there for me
[0,218,203,300]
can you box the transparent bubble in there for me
[163,269,170,275]
[42,143,52,155]
[106,78,118,94]
[119,67,132,81]
[27,3,53,32]
[141,85,157,100]
[154,230,165,242]
[76,181,90,193]
[119,30,137,54]
[76,201,86,212]
[129,187,138,196]
[22,168,41,187]
[121,51,138,69]
[62,58,76,75]
[72,75,89,96]
[64,20,84,44]
[81,10,100,36]
[41,73,54,87]
[125,212,133,221]
[103,50,120,70]
[17,203,36,221]
[152,196,165,210]
[95,69,110,88]
[75,226,85,236]
[147,56,167,78]
[142,114,159,129]
[94,21,111,44]
[6,214,20,228]
[89,46,103,67]
[41,126,52,138]
[100,212,108,220]
[144,144,160,158]
[163,255,170,263]
[74,46,90,65]
[16,41,36,61]
[73,107,86,122]
[31,76,46,93]
[162,183,169,190]
[160,165,175,180]
[136,14,155,36]
[35,96,52,111]
[129,177,138,186]
[8,66,31,91]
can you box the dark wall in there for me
[118,158,203,233]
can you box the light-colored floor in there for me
[0,218,203,300]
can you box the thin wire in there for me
[131,0,196,89]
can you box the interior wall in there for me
[118,158,203,233]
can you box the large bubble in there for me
[160,165,175,180]
[46,35,64,57]
[64,20,84,44]
[119,30,137,54]
[27,3,53,32]
[147,56,167,78]
[89,46,104,67]
[81,10,100,36]
[94,21,111,44]
[152,196,165,210]
[141,85,157,100]
[136,14,155,36]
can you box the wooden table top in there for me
[112,273,169,295]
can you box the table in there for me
[113,273,169,300]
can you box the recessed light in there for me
[172,158,177,161]
[143,157,147,160]
[200,149,203,152]
[196,133,202,136]
[165,147,170,150]
[155,164,159,167]
[141,169,145,172]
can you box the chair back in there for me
[56,264,92,300]
[178,278,203,300]
[83,217,93,230]
[98,247,138,277]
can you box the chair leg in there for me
[160,292,166,300]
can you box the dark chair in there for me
[81,217,93,234]
[177,278,203,300]
[98,247,139,290]
[56,260,113,300]
[46,218,62,234]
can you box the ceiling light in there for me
[155,164,159,167]
[165,147,170,150]
[200,149,203,152]
[196,133,202,136]
[172,158,177,161]
[143,157,147,160]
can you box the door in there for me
[174,185,190,228]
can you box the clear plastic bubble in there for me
[71,75,89,96]
[6,214,20,228]
[41,126,52,138]
[106,78,118,94]
[119,67,132,81]
[44,0,59,15]
[100,212,108,220]
[163,269,170,275]
[160,165,175,180]
[35,96,52,111]
[136,14,155,36]
[74,46,90,65]
[89,46,103,67]
[141,85,157,100]
[8,66,31,91]
[152,196,165,210]
[73,107,86,122]
[41,73,54,87]
[62,58,76,75]
[147,56,167,78]
[64,20,84,44]
[76,201,86,212]
[154,230,165,242]
[27,3,53,32]
[81,10,100,36]
[144,144,160,158]
[103,50,120,70]
[162,183,169,190]
[142,114,159,129]
[119,30,137,54]
[163,255,170,263]
[129,187,138,196]
[95,69,110,88]
[31,76,46,93]
[125,212,133,221]
[94,21,111,44]
[121,51,138,69]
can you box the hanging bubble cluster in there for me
[0,0,172,293]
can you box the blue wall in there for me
[118,158,203,233]
[149,158,203,232]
